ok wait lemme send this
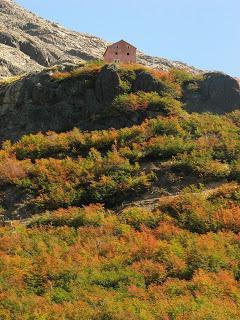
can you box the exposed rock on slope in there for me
[95,65,121,104]
[0,63,239,143]
[0,0,200,78]
[0,65,161,142]
[185,73,240,114]
[0,43,41,77]
[201,73,240,111]
[133,71,166,93]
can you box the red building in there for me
[104,40,137,64]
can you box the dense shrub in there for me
[159,184,240,233]
[150,116,186,136]
[143,135,195,159]
[51,60,104,80]
[0,64,240,319]
[16,149,154,210]
[119,207,163,230]
[113,91,162,112]
[160,188,218,233]
[113,92,183,116]
[231,158,240,181]
[0,156,30,184]
[173,150,231,179]
[0,208,239,319]
[28,204,107,228]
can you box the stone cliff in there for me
[0,63,239,143]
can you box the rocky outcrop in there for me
[0,65,239,143]
[0,71,96,142]
[0,43,41,77]
[0,0,201,78]
[133,71,166,94]
[201,73,240,112]
[0,65,140,142]
[95,65,121,104]
[184,72,240,114]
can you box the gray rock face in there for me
[0,66,135,142]
[95,65,121,104]
[0,66,239,143]
[0,43,41,77]
[201,73,240,112]
[0,0,201,78]
[133,71,166,94]
[184,72,240,114]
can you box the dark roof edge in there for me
[103,40,137,56]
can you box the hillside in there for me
[1,2,240,319]
[0,61,239,143]
[0,0,200,78]
[0,61,240,318]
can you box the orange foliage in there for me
[50,71,72,80]
[215,206,240,232]
[0,157,29,183]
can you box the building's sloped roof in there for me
[103,40,137,56]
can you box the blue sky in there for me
[17,0,239,77]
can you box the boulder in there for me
[185,72,240,114]
[201,73,240,113]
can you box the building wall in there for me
[104,41,136,64]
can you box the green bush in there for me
[112,91,161,112]
[112,92,183,115]
[169,68,202,85]
[149,116,186,136]
[161,188,219,233]
[17,149,154,210]
[231,158,240,181]
[120,80,131,93]
[144,136,195,159]
[120,207,163,230]
[28,205,107,228]
[173,150,231,179]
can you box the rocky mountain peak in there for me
[0,0,17,14]
[0,0,201,78]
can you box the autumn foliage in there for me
[0,64,240,319]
